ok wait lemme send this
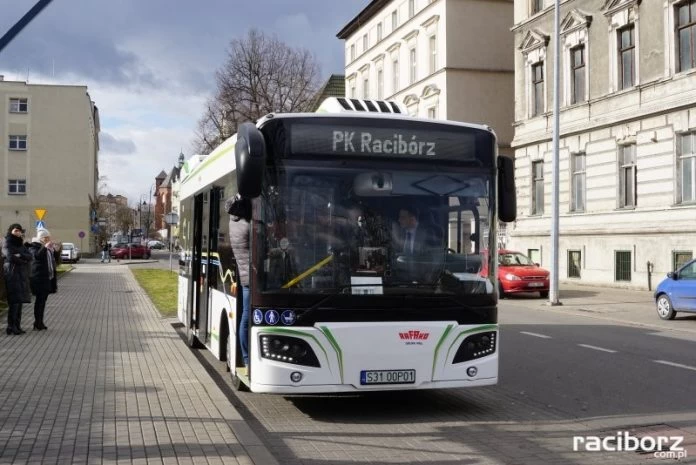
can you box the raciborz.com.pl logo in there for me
[573,431,688,460]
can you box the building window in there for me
[350,44,355,61]
[409,0,415,18]
[673,251,693,270]
[568,250,581,278]
[377,69,384,99]
[532,62,544,116]
[9,98,28,113]
[8,135,27,150]
[392,10,398,30]
[409,47,417,84]
[532,160,544,215]
[618,25,635,88]
[350,80,356,98]
[677,0,696,72]
[571,45,585,103]
[619,144,636,208]
[363,77,369,99]
[392,58,399,93]
[679,132,696,203]
[377,22,383,42]
[8,179,26,195]
[429,35,437,74]
[571,152,586,212]
[363,34,368,52]
[615,250,632,281]
[531,0,544,14]
[427,106,437,119]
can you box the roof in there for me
[307,74,346,112]
[155,170,167,180]
[337,0,390,39]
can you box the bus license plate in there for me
[360,369,416,385]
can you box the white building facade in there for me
[511,0,696,289]
[338,0,515,155]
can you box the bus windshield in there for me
[257,163,495,297]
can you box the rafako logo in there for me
[399,330,430,345]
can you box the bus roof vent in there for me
[315,97,408,114]
[336,97,352,111]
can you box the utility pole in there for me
[549,0,562,306]
[0,0,54,54]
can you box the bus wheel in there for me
[187,328,203,349]
[232,369,250,392]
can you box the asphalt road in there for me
[172,290,696,465]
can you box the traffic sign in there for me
[34,209,46,220]
[36,220,45,229]
[78,231,85,238]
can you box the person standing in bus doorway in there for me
[3,223,33,335]
[27,229,58,330]
[225,193,252,367]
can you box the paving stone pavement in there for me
[0,263,277,465]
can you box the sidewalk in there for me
[506,281,696,335]
[0,263,277,465]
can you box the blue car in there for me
[654,259,696,320]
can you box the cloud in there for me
[99,132,136,155]
[0,0,368,204]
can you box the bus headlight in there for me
[453,331,497,363]
[259,335,320,367]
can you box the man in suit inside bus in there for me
[396,206,441,255]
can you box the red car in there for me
[495,250,549,298]
[110,243,151,259]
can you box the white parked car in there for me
[147,240,166,249]
[60,242,80,263]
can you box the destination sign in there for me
[290,122,485,161]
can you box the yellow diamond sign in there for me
[34,209,46,220]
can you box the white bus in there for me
[177,98,516,393]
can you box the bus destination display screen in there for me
[289,121,486,161]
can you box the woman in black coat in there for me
[2,223,32,335]
[27,229,58,330]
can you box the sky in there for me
[0,0,369,204]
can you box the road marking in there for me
[520,331,552,339]
[577,344,617,353]
[654,360,696,372]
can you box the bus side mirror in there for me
[497,155,516,223]
[235,122,266,199]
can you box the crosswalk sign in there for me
[36,220,45,229]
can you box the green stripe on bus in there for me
[432,324,455,378]
[182,144,235,184]
[319,326,344,384]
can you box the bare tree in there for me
[194,29,321,154]
[114,205,134,236]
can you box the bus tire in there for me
[187,328,203,349]
[220,315,229,368]
[232,370,250,392]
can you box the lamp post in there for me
[141,184,155,241]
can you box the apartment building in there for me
[97,193,128,236]
[337,0,514,154]
[0,79,100,252]
[510,0,696,289]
